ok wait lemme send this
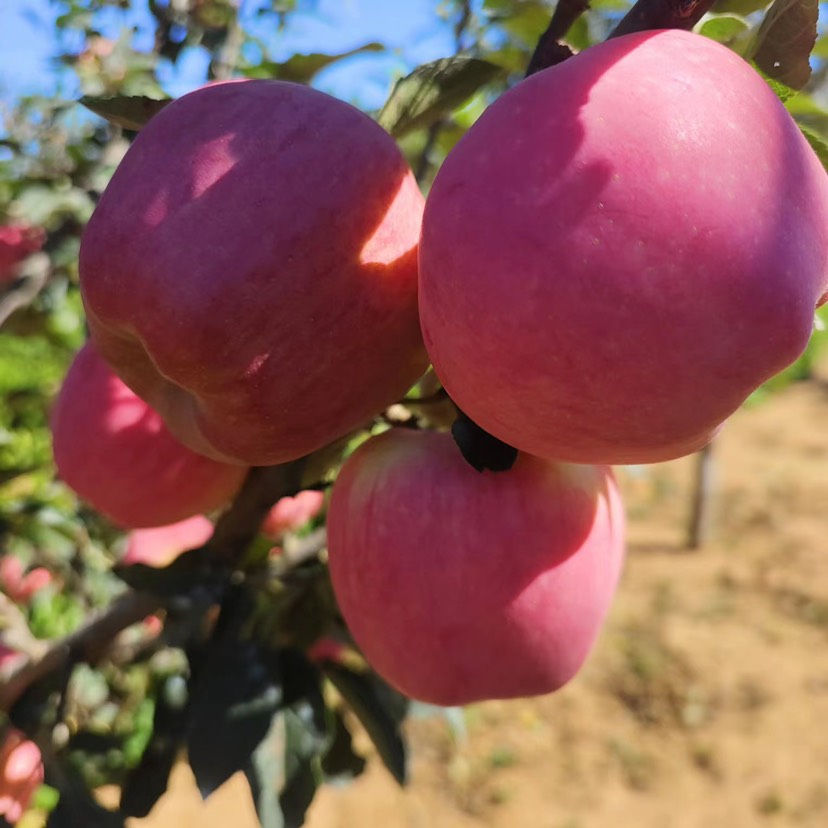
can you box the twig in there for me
[609,0,715,39]
[687,441,716,550]
[0,455,312,714]
[526,0,590,76]
[0,591,158,713]
[0,254,50,329]
[210,0,244,81]
[415,0,476,185]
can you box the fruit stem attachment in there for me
[451,408,518,473]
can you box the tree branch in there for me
[0,254,50,329]
[526,0,589,77]
[609,0,715,39]
[0,453,315,714]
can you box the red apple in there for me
[0,224,45,283]
[51,343,247,528]
[261,490,325,538]
[122,515,214,567]
[0,730,43,825]
[419,30,828,465]
[80,79,428,466]
[327,429,625,705]
[0,557,52,604]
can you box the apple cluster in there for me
[53,30,828,705]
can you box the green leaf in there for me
[277,43,384,84]
[812,33,828,59]
[241,43,384,83]
[753,64,800,101]
[378,57,505,138]
[0,335,67,394]
[713,0,771,13]
[187,612,285,798]
[120,685,187,819]
[748,0,818,89]
[323,663,408,785]
[79,96,172,131]
[799,125,828,172]
[244,692,331,828]
[112,547,227,600]
[698,14,750,44]
[244,714,287,828]
[320,710,367,783]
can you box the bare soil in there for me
[128,365,828,828]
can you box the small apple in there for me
[261,490,325,538]
[122,515,214,567]
[0,224,45,283]
[51,343,247,528]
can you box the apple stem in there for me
[687,441,716,550]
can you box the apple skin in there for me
[261,490,325,538]
[419,30,828,465]
[51,343,247,528]
[0,729,43,826]
[0,557,52,604]
[79,79,428,466]
[122,515,214,567]
[327,429,625,706]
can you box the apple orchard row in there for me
[48,31,828,705]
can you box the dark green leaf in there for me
[187,617,284,798]
[749,0,818,89]
[323,663,408,785]
[119,743,176,819]
[245,691,331,828]
[119,683,187,819]
[79,96,172,131]
[378,57,505,138]
[279,700,329,827]
[245,714,287,828]
[112,547,228,600]
[44,773,125,828]
[320,710,367,783]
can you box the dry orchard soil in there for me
[125,360,828,828]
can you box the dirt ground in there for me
[128,363,828,828]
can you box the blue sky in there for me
[0,0,457,109]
